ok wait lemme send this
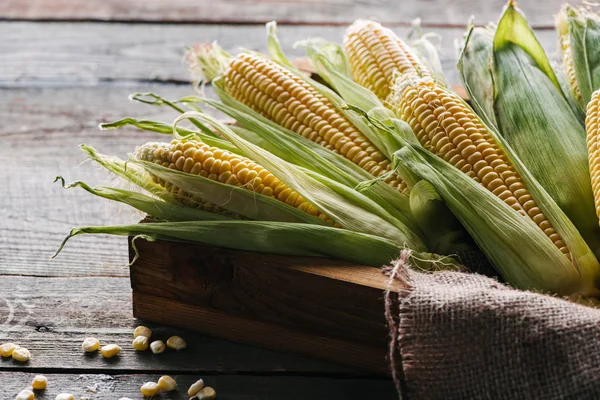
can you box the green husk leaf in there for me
[408,19,447,86]
[54,176,228,221]
[173,111,427,250]
[133,159,328,225]
[491,2,600,258]
[566,6,600,106]
[394,144,591,295]
[99,117,241,155]
[457,24,498,129]
[55,221,402,267]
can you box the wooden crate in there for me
[128,238,398,374]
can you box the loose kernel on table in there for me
[32,374,48,390]
[12,347,31,362]
[132,336,149,351]
[55,394,75,400]
[157,375,177,392]
[133,325,152,339]
[0,342,18,357]
[100,344,121,359]
[166,336,187,350]
[197,386,217,400]
[82,337,101,352]
[140,382,160,396]
[150,340,165,354]
[188,379,205,396]
[15,389,34,400]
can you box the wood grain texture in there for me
[1,372,397,400]
[129,239,397,374]
[0,22,561,88]
[0,276,358,374]
[0,84,216,277]
[0,0,583,27]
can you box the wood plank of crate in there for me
[0,276,357,374]
[0,22,559,87]
[2,372,397,400]
[0,0,583,28]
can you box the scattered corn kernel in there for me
[132,336,149,351]
[0,342,18,357]
[133,325,152,339]
[12,347,31,362]
[150,340,165,354]
[81,337,100,352]
[157,375,177,392]
[55,394,75,400]
[188,379,205,396]
[140,382,160,396]
[166,336,187,351]
[15,390,34,400]
[197,386,217,400]
[100,344,121,359]
[31,375,48,390]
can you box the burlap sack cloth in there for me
[385,250,600,400]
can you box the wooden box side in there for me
[129,238,396,374]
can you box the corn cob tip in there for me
[585,90,600,226]
[185,41,232,85]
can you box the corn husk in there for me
[558,4,600,107]
[458,2,600,258]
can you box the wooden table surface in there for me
[0,0,578,398]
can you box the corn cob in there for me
[222,53,408,194]
[391,75,570,256]
[343,19,431,101]
[135,139,334,224]
[556,8,583,105]
[586,90,600,225]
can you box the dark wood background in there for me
[0,0,578,398]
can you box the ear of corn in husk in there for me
[456,24,498,129]
[556,4,600,108]
[458,1,600,258]
[585,89,600,226]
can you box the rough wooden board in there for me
[0,0,583,27]
[0,84,212,277]
[1,372,397,400]
[0,276,359,374]
[0,22,561,88]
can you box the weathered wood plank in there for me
[0,0,583,27]
[0,276,362,374]
[1,372,397,400]
[0,22,561,88]
[0,84,206,277]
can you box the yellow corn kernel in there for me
[140,382,160,396]
[0,342,18,357]
[12,347,31,362]
[133,325,152,339]
[81,337,100,352]
[166,336,187,351]
[132,336,149,351]
[157,375,177,392]
[31,375,48,390]
[16,390,34,400]
[197,386,217,400]
[135,140,335,225]
[222,53,408,194]
[100,344,121,359]
[188,379,205,396]
[150,340,166,354]
[344,19,431,101]
[391,75,570,256]
[586,90,600,225]
[55,394,74,400]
